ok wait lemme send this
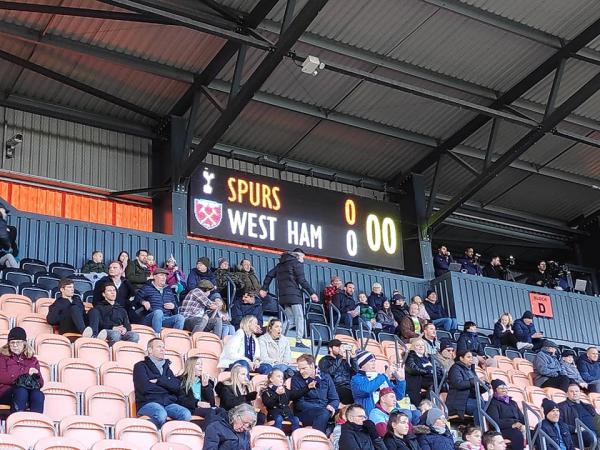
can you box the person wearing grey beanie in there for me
[415,407,454,450]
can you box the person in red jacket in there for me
[0,327,44,413]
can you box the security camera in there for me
[6,134,22,147]
[5,133,23,159]
[301,55,325,76]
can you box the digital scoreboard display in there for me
[188,165,404,270]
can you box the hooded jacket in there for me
[446,361,478,418]
[456,332,483,356]
[236,264,261,292]
[351,371,406,414]
[133,357,180,408]
[513,318,536,344]
[261,252,315,306]
[261,383,308,420]
[533,350,565,387]
[203,414,251,450]
[415,425,455,450]
[0,346,43,397]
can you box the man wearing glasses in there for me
[339,403,387,450]
[203,403,257,450]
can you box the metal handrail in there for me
[429,389,448,417]
[473,376,491,427]
[575,417,597,450]
[328,303,341,333]
[310,324,323,360]
[522,402,561,450]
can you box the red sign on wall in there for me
[529,292,553,318]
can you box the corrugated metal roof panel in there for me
[546,131,600,180]
[197,100,321,157]
[281,120,433,179]
[386,8,556,92]
[488,174,600,220]
[459,0,600,40]
[334,74,480,140]
[0,34,36,92]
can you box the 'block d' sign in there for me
[529,292,553,318]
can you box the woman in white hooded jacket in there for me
[218,315,271,374]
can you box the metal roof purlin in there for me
[0,48,161,121]
[427,60,600,232]
[181,0,330,180]
[389,16,600,189]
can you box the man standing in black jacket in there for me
[339,404,387,450]
[259,248,318,348]
[133,338,191,427]
[318,339,357,404]
[88,283,139,346]
[0,203,18,268]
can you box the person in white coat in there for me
[258,318,295,377]
[218,315,271,374]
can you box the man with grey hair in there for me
[203,403,256,450]
[367,282,387,311]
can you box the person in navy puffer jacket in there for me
[134,268,184,333]
[415,408,455,450]
[512,311,544,351]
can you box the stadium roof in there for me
[0,0,599,237]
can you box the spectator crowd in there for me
[1,238,600,450]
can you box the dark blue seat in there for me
[34,273,61,291]
[3,269,33,286]
[49,262,76,279]
[0,280,18,296]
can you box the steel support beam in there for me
[553,129,600,149]
[169,0,279,116]
[97,0,270,50]
[426,156,443,218]
[388,16,600,188]
[0,94,157,138]
[180,0,329,180]
[0,1,172,22]
[483,118,499,169]
[230,46,247,100]
[446,151,480,177]
[426,67,600,231]
[281,0,296,32]
[544,59,566,118]
[0,48,160,120]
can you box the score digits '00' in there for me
[344,198,398,257]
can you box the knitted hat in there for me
[440,339,457,352]
[392,293,406,302]
[542,398,559,416]
[8,326,26,342]
[198,280,214,290]
[355,350,375,368]
[426,289,436,298]
[217,257,228,268]
[522,310,534,320]
[379,387,395,399]
[426,408,445,427]
[491,379,507,391]
[197,257,211,268]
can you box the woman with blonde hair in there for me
[177,356,218,424]
[215,363,257,411]
[0,327,44,413]
[492,312,518,348]
[218,315,271,374]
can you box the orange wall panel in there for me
[0,179,152,232]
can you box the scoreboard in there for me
[188,164,404,270]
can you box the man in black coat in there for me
[132,338,191,428]
[483,256,505,280]
[558,384,600,447]
[92,261,139,320]
[0,203,18,268]
[318,339,357,404]
[88,283,139,346]
[47,278,90,335]
[259,248,318,348]
[339,404,387,450]
[230,290,263,329]
[486,379,525,450]
[332,282,358,329]
[446,350,484,425]
[535,398,575,450]
[526,260,555,288]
